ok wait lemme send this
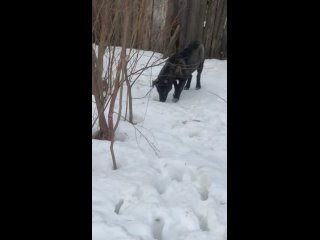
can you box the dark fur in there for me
[153,41,205,102]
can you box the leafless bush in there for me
[92,0,174,169]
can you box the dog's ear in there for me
[152,79,159,87]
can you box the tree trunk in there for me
[92,47,110,140]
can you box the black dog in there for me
[153,41,205,102]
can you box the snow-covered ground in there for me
[92,48,227,240]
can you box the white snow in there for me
[92,48,227,240]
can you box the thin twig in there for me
[207,91,227,103]
[132,87,154,99]
[113,112,160,158]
